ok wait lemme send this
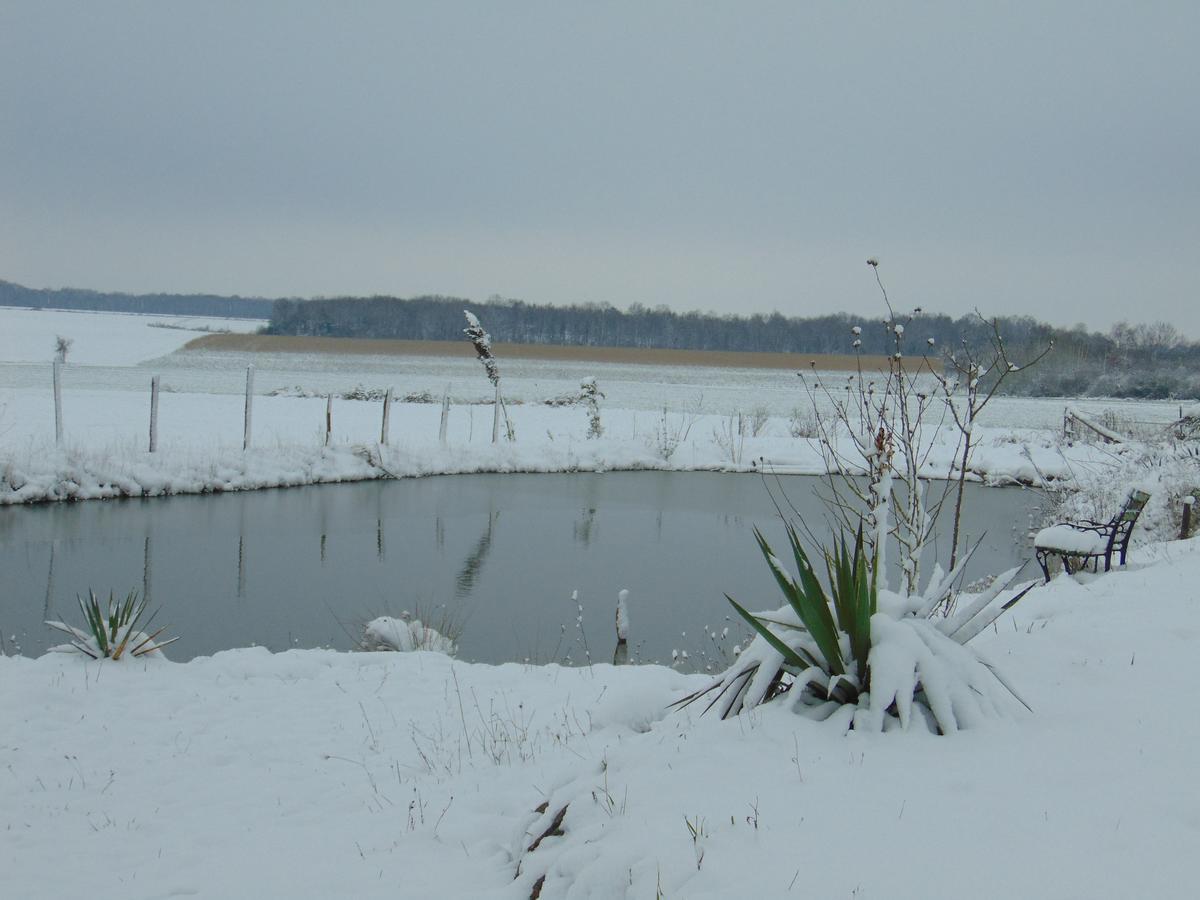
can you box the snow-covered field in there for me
[0,307,1183,504]
[4,307,1199,898]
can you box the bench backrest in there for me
[1108,488,1151,549]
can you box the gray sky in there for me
[1,2,1196,334]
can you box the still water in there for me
[0,473,1044,666]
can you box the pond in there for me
[0,472,1046,668]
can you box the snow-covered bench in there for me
[1034,488,1150,582]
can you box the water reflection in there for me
[0,473,1044,666]
[455,511,497,599]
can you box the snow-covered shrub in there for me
[712,414,745,465]
[46,589,176,660]
[788,406,818,438]
[360,615,456,655]
[748,405,771,437]
[647,408,695,461]
[580,378,604,439]
[674,525,1030,734]
[547,379,606,437]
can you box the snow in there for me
[1033,524,1109,555]
[3,538,1199,897]
[361,615,456,655]
[0,307,264,366]
[615,589,630,642]
[4,308,1200,896]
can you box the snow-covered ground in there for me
[0,307,264,366]
[0,307,1183,504]
[2,537,1197,898]
[4,308,1199,897]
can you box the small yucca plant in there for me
[47,589,177,660]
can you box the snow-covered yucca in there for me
[46,589,177,660]
[675,524,1031,734]
[361,615,456,655]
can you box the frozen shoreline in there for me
[0,398,1097,505]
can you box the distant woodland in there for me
[3,279,1198,399]
[0,279,273,319]
[265,295,1200,399]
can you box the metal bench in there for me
[1034,488,1150,582]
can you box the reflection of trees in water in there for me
[573,507,597,546]
[455,511,498,600]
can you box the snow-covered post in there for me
[243,365,255,450]
[1181,495,1195,540]
[325,395,333,447]
[439,389,450,446]
[148,375,160,452]
[492,382,501,444]
[380,387,393,445]
[52,360,63,446]
[612,588,630,665]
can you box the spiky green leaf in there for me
[725,594,821,672]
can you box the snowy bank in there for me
[2,537,1198,898]
[0,392,1113,505]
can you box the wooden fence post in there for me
[439,389,450,446]
[148,375,160,452]
[243,365,255,450]
[1181,495,1195,541]
[492,382,501,444]
[380,387,393,445]
[613,589,630,666]
[52,360,63,446]
[325,395,333,447]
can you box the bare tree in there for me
[796,260,952,595]
[935,315,1053,569]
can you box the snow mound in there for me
[361,616,456,655]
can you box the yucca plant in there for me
[675,524,1033,734]
[47,589,177,660]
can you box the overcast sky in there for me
[1,2,1196,334]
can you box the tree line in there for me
[264,294,1200,399]
[4,277,1197,399]
[0,279,273,319]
